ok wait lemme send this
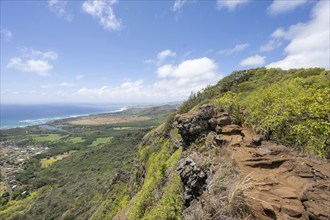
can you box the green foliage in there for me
[215,92,243,125]
[128,134,183,220]
[90,181,130,220]
[188,68,330,157]
[143,172,183,220]
[0,105,178,219]
[89,137,113,147]
[243,76,330,157]
[212,68,329,157]
[1,132,144,220]
[163,112,176,135]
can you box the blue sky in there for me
[1,0,329,104]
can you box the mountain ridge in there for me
[1,67,329,219]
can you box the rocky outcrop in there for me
[177,157,208,206]
[176,104,241,148]
[175,104,330,220]
[302,183,330,220]
[176,104,218,146]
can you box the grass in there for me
[89,137,113,147]
[0,183,6,195]
[127,132,183,220]
[68,136,84,143]
[30,134,66,142]
[40,151,76,168]
[0,187,47,218]
[113,127,134,130]
[227,172,254,217]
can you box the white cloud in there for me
[260,39,282,52]
[219,43,249,55]
[267,1,330,69]
[217,0,250,11]
[82,0,121,30]
[144,59,154,64]
[240,55,265,66]
[7,58,53,76]
[145,49,176,65]
[78,80,144,98]
[157,57,218,82]
[6,48,58,76]
[260,28,286,51]
[271,27,286,38]
[1,27,12,41]
[48,0,73,21]
[173,0,187,11]
[268,0,308,15]
[157,49,176,62]
[75,74,85,80]
[78,57,222,101]
[56,90,66,97]
[60,82,75,87]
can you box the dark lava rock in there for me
[176,104,218,147]
[251,135,263,146]
[177,157,208,206]
[176,104,235,148]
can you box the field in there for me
[89,137,113,147]
[29,134,66,142]
[67,115,151,125]
[40,151,76,168]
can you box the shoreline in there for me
[0,107,128,130]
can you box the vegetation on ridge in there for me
[180,68,330,157]
[1,68,329,220]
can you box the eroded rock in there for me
[177,157,208,206]
[176,104,236,148]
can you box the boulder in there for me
[216,116,231,127]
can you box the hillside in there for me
[111,68,329,219]
[1,68,329,219]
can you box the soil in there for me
[229,127,330,220]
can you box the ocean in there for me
[0,104,127,129]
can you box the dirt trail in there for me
[228,127,330,220]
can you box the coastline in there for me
[0,106,128,130]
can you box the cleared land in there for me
[30,134,67,142]
[40,151,76,168]
[67,115,151,126]
[89,137,113,147]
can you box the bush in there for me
[243,76,330,157]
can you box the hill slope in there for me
[112,68,329,219]
[1,68,329,219]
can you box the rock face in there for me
[177,157,207,206]
[176,104,244,207]
[176,104,217,146]
[175,104,330,220]
[176,104,241,148]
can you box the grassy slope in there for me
[2,68,328,219]
[179,68,330,157]
[0,105,177,220]
[114,126,183,220]
[113,68,329,219]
